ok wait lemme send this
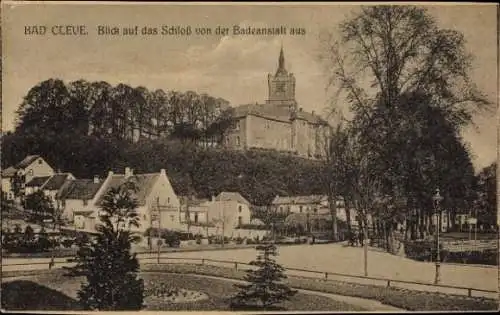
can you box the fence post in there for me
[201,258,205,265]
[234,262,238,270]
[387,280,391,287]
[468,288,472,297]
[324,272,328,280]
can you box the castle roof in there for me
[233,103,328,125]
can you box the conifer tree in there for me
[231,243,297,309]
[66,182,144,310]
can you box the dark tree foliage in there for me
[65,182,144,311]
[230,243,297,310]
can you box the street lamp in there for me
[432,188,444,285]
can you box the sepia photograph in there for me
[1,1,498,313]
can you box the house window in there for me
[167,197,170,204]
[299,206,303,213]
[38,159,42,164]
[279,206,283,213]
[143,215,146,220]
[170,215,175,221]
[238,205,242,213]
[236,136,240,146]
[235,121,240,131]
[28,169,33,176]
[238,216,243,226]
[194,213,199,223]
[83,199,88,206]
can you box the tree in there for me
[66,182,144,310]
[15,79,88,138]
[475,162,497,227]
[321,5,490,247]
[25,191,54,223]
[230,243,297,310]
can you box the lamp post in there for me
[432,188,444,284]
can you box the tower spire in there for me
[277,43,286,74]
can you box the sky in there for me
[2,2,497,171]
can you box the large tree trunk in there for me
[344,197,352,238]
[329,193,338,241]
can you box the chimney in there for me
[160,169,166,176]
[93,175,100,184]
[125,167,133,178]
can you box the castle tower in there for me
[266,46,297,111]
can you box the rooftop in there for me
[272,195,328,205]
[233,103,328,125]
[57,179,104,201]
[43,173,72,191]
[25,176,51,187]
[97,174,160,206]
[16,155,42,169]
[215,191,250,205]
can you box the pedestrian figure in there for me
[49,257,55,270]
[358,229,364,247]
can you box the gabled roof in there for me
[215,192,250,205]
[58,179,104,201]
[15,155,42,169]
[25,176,51,187]
[272,195,328,205]
[1,166,18,178]
[97,174,160,206]
[42,173,72,191]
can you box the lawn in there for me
[142,263,498,311]
[1,269,365,311]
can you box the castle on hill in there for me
[223,46,330,159]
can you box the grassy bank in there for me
[1,269,365,311]
[141,263,497,311]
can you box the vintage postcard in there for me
[1,1,498,313]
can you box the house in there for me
[1,166,18,200]
[56,175,110,225]
[24,176,52,196]
[1,155,55,200]
[206,192,252,237]
[67,167,182,234]
[179,196,211,226]
[272,195,340,216]
[42,173,76,209]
